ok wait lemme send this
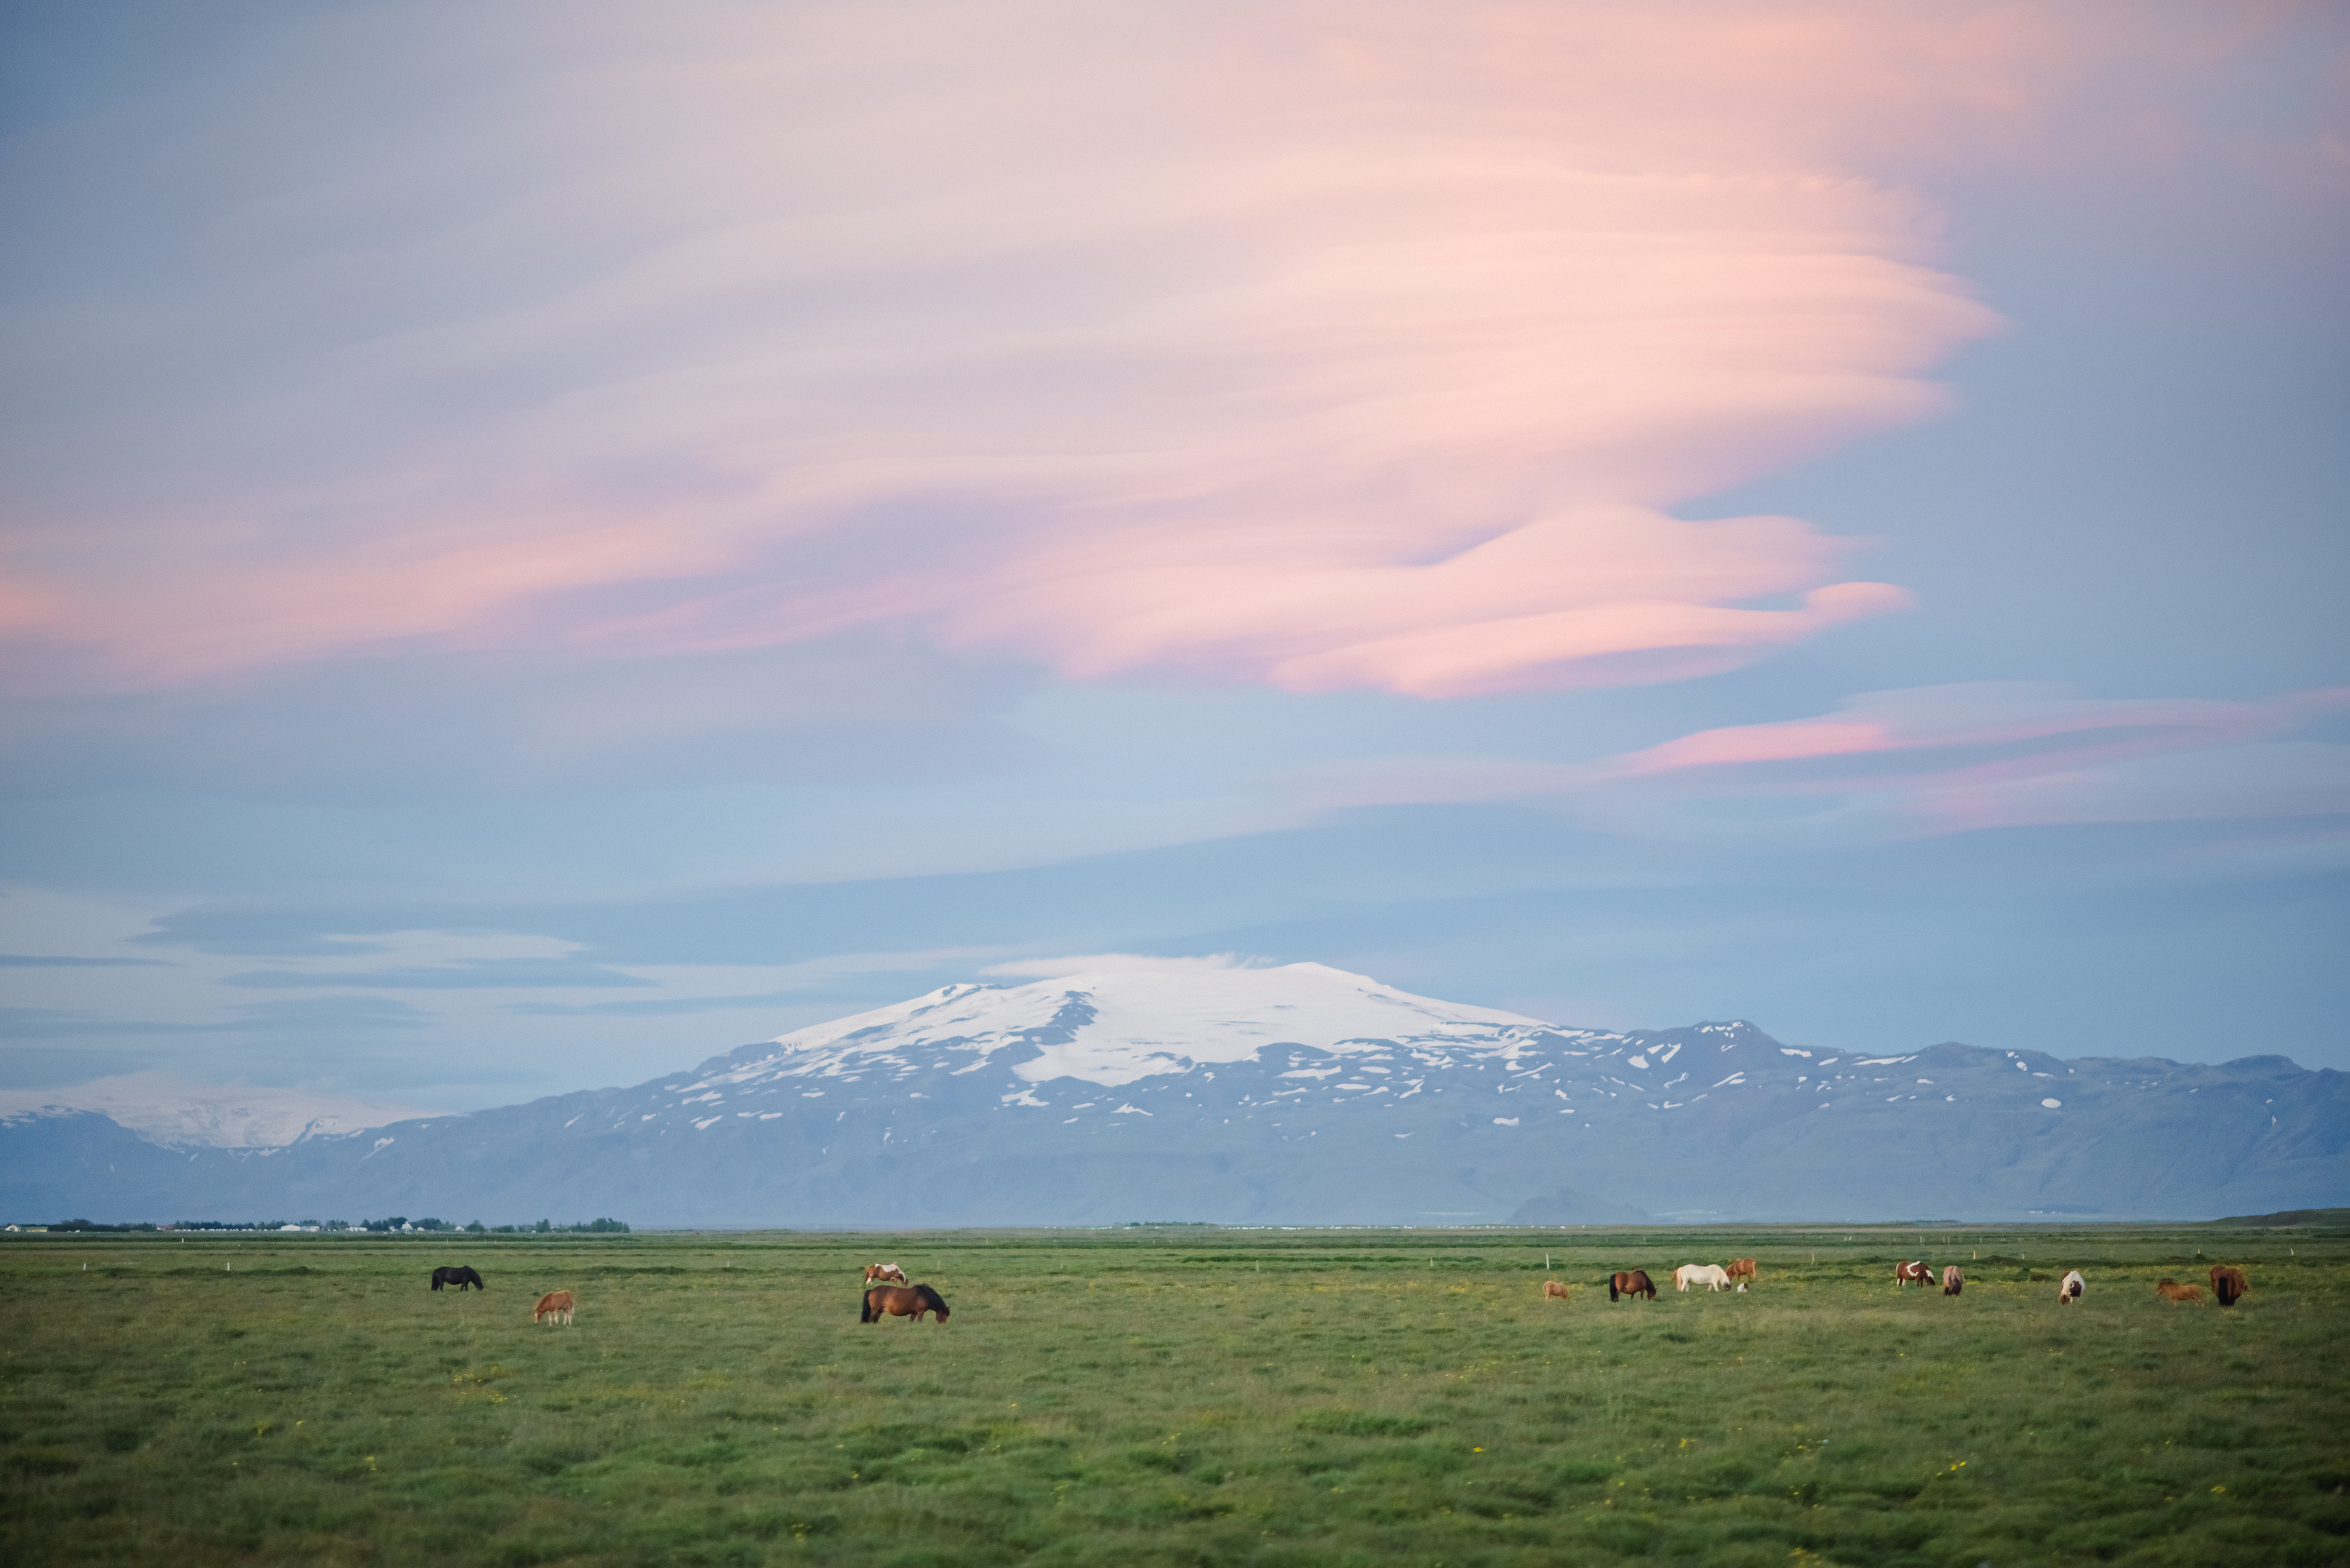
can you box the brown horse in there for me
[1893,1261,1934,1288]
[1609,1270,1656,1302]
[2155,1279,2205,1304]
[861,1283,949,1324]
[1942,1265,1963,1297]
[1542,1279,1570,1302]
[2209,1265,2249,1307]
[534,1289,575,1326]
[1725,1258,1758,1283]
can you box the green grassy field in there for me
[4,1224,2346,1566]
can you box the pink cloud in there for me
[1294,684,2350,832]
[2,1,2214,703]
[1609,684,2346,784]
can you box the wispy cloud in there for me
[1608,684,2350,826]
[1,0,2069,726]
[0,995,435,1039]
[1297,684,2350,835]
[982,952,1274,979]
[220,958,655,991]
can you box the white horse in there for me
[1675,1264,1732,1292]
[2058,1269,2085,1305]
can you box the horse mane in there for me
[914,1283,949,1318]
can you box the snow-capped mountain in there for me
[3,962,2343,1225]
[0,1073,442,1150]
[741,961,1552,1089]
[666,960,1566,1130]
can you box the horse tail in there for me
[859,1290,877,1323]
[1607,1275,1619,1302]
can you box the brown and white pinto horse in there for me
[2058,1269,2085,1304]
[1542,1280,1571,1302]
[534,1289,575,1326]
[1893,1261,1933,1288]
[863,1263,908,1284]
[2209,1265,2249,1307]
[861,1283,949,1324]
[2155,1279,2205,1304]
[1608,1270,1656,1302]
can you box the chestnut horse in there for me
[861,1283,950,1324]
[1725,1259,1758,1283]
[2209,1265,2249,1307]
[1608,1270,1656,1302]
[534,1289,575,1326]
[2155,1279,2205,1304]
[1542,1280,1570,1302]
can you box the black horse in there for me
[430,1265,485,1291]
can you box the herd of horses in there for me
[418,1261,954,1327]
[1584,1257,1757,1301]
[430,1253,2254,1325]
[1554,1257,2252,1308]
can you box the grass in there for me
[3,1224,2347,1565]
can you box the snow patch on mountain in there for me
[710,961,1560,1090]
[0,1073,446,1149]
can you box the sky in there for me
[1,0,2345,1114]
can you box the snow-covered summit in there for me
[706,960,1557,1089]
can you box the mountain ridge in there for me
[3,963,2343,1224]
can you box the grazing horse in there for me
[2210,1265,2249,1308]
[863,1263,908,1284]
[2058,1269,2085,1305]
[1542,1279,1571,1302]
[861,1283,950,1324]
[1725,1259,1758,1283]
[1608,1270,1656,1302]
[1893,1261,1933,1288]
[534,1289,576,1326]
[1675,1264,1732,1292]
[430,1265,485,1292]
[1942,1265,1963,1297]
[2155,1279,2205,1304]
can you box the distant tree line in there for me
[360,1216,630,1234]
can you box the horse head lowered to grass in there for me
[1608,1270,1656,1302]
[861,1283,949,1324]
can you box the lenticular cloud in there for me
[1,1,2012,701]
